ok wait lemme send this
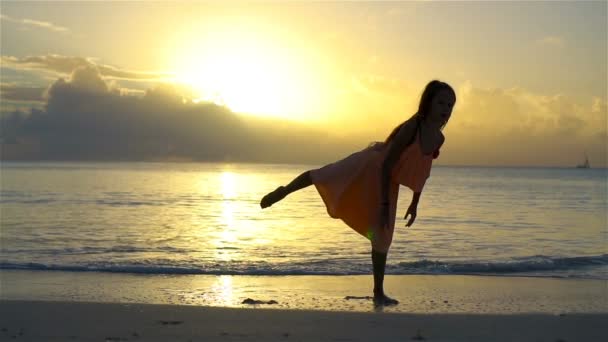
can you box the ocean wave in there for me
[3,245,197,255]
[392,254,608,274]
[1,254,606,278]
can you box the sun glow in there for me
[171,26,323,120]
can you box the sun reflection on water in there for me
[205,167,297,263]
[215,171,239,261]
[220,200,235,231]
[210,275,234,306]
[220,171,236,199]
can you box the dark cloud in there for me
[1,65,356,164]
[0,83,46,102]
[1,54,170,81]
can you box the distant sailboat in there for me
[576,152,591,169]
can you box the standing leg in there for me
[372,248,399,306]
[260,170,312,208]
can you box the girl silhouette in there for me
[260,80,456,306]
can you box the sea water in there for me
[1,161,606,279]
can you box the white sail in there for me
[576,153,590,168]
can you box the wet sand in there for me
[2,270,607,314]
[1,270,607,341]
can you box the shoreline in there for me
[2,269,607,341]
[1,299,607,341]
[2,270,606,314]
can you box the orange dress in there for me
[310,128,439,253]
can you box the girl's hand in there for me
[404,203,417,227]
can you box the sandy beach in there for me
[1,299,607,341]
[1,270,607,341]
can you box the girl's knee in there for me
[304,170,313,185]
[370,239,390,254]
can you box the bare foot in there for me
[373,294,399,307]
[260,186,287,209]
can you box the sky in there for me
[1,0,606,167]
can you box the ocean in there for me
[1,161,606,280]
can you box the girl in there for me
[260,80,455,306]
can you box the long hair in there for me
[384,80,455,144]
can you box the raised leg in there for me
[284,170,313,194]
[260,170,312,209]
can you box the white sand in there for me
[1,299,606,341]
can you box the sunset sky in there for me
[1,1,606,167]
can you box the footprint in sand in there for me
[344,296,373,300]
[157,320,184,325]
[105,337,128,341]
[412,329,426,341]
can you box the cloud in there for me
[443,82,607,167]
[591,96,606,113]
[537,35,565,48]
[351,74,414,96]
[1,57,605,167]
[0,14,71,34]
[1,65,356,164]
[0,83,46,102]
[1,55,171,81]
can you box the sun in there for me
[171,28,319,121]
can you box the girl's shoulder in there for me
[419,125,444,154]
[397,116,421,135]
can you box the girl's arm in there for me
[404,191,421,227]
[411,191,421,206]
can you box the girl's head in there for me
[416,80,456,129]
[384,80,456,144]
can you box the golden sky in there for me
[1,1,606,167]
